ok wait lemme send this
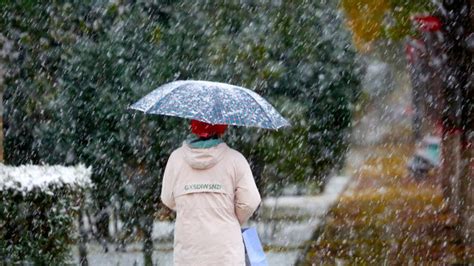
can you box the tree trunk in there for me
[0,34,8,163]
[142,214,154,266]
[78,208,89,266]
[0,91,3,163]
[460,131,473,247]
[440,132,462,213]
[440,0,473,249]
[462,0,474,248]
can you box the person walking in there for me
[161,119,262,266]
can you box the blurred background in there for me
[0,0,472,265]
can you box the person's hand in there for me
[157,203,175,221]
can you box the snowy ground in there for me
[73,176,350,265]
[75,244,299,266]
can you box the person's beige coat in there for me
[161,142,261,266]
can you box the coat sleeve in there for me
[234,154,261,225]
[161,152,177,211]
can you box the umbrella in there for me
[129,80,290,129]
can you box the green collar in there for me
[187,135,223,149]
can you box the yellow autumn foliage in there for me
[341,0,435,51]
[341,0,390,50]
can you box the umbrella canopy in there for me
[129,80,290,129]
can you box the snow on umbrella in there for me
[129,80,290,129]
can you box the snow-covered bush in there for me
[0,164,92,264]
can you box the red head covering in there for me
[190,120,228,138]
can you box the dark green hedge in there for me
[0,186,84,265]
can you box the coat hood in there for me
[182,142,228,170]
